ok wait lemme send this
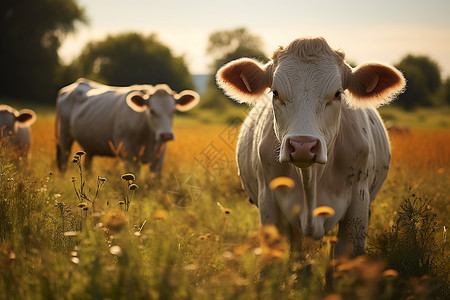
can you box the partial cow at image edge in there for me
[0,104,37,159]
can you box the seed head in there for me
[77,203,87,208]
[98,176,107,182]
[75,151,86,156]
[313,206,335,217]
[109,245,123,256]
[382,269,399,278]
[121,173,135,181]
[71,257,80,264]
[128,183,139,191]
[223,208,232,215]
[269,176,295,190]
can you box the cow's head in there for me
[216,37,405,168]
[0,105,36,140]
[126,85,199,142]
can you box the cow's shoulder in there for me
[333,107,390,189]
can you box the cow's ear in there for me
[175,90,200,112]
[216,58,273,105]
[343,62,406,108]
[126,92,148,112]
[16,109,36,127]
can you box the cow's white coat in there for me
[0,105,36,158]
[216,37,405,256]
[56,79,199,172]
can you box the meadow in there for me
[0,105,449,300]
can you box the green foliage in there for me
[379,106,450,129]
[73,32,194,92]
[368,191,449,299]
[201,27,269,111]
[437,77,450,106]
[0,0,86,103]
[207,27,269,73]
[394,55,442,109]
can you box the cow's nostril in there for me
[288,139,296,153]
[310,142,319,154]
[287,137,320,163]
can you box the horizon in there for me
[59,0,450,77]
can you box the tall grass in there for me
[0,110,448,299]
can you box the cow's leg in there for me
[56,131,74,173]
[335,188,370,257]
[84,152,93,170]
[257,188,283,279]
[150,145,166,173]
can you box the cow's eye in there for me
[271,89,285,105]
[327,89,343,105]
[272,90,279,98]
[335,89,345,100]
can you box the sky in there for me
[59,0,450,76]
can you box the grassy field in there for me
[0,105,449,299]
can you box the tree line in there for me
[1,0,449,110]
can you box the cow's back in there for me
[57,80,146,156]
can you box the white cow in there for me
[216,37,405,256]
[56,78,199,172]
[0,105,36,158]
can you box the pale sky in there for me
[59,0,450,76]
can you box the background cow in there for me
[216,37,405,257]
[0,105,37,158]
[56,79,199,172]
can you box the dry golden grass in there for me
[1,109,447,299]
[389,129,450,172]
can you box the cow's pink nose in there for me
[160,132,174,142]
[288,137,320,162]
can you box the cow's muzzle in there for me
[280,136,325,168]
[159,132,174,142]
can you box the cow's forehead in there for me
[273,55,342,98]
[272,38,345,90]
[149,91,176,111]
[0,110,15,121]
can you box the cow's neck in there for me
[297,159,329,210]
[300,167,316,200]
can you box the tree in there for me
[394,55,441,110]
[73,32,194,92]
[207,27,269,74]
[442,77,450,105]
[0,0,86,103]
[202,28,268,111]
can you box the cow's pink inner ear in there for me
[218,59,270,96]
[126,92,148,112]
[348,63,406,101]
[16,110,36,127]
[175,91,200,112]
